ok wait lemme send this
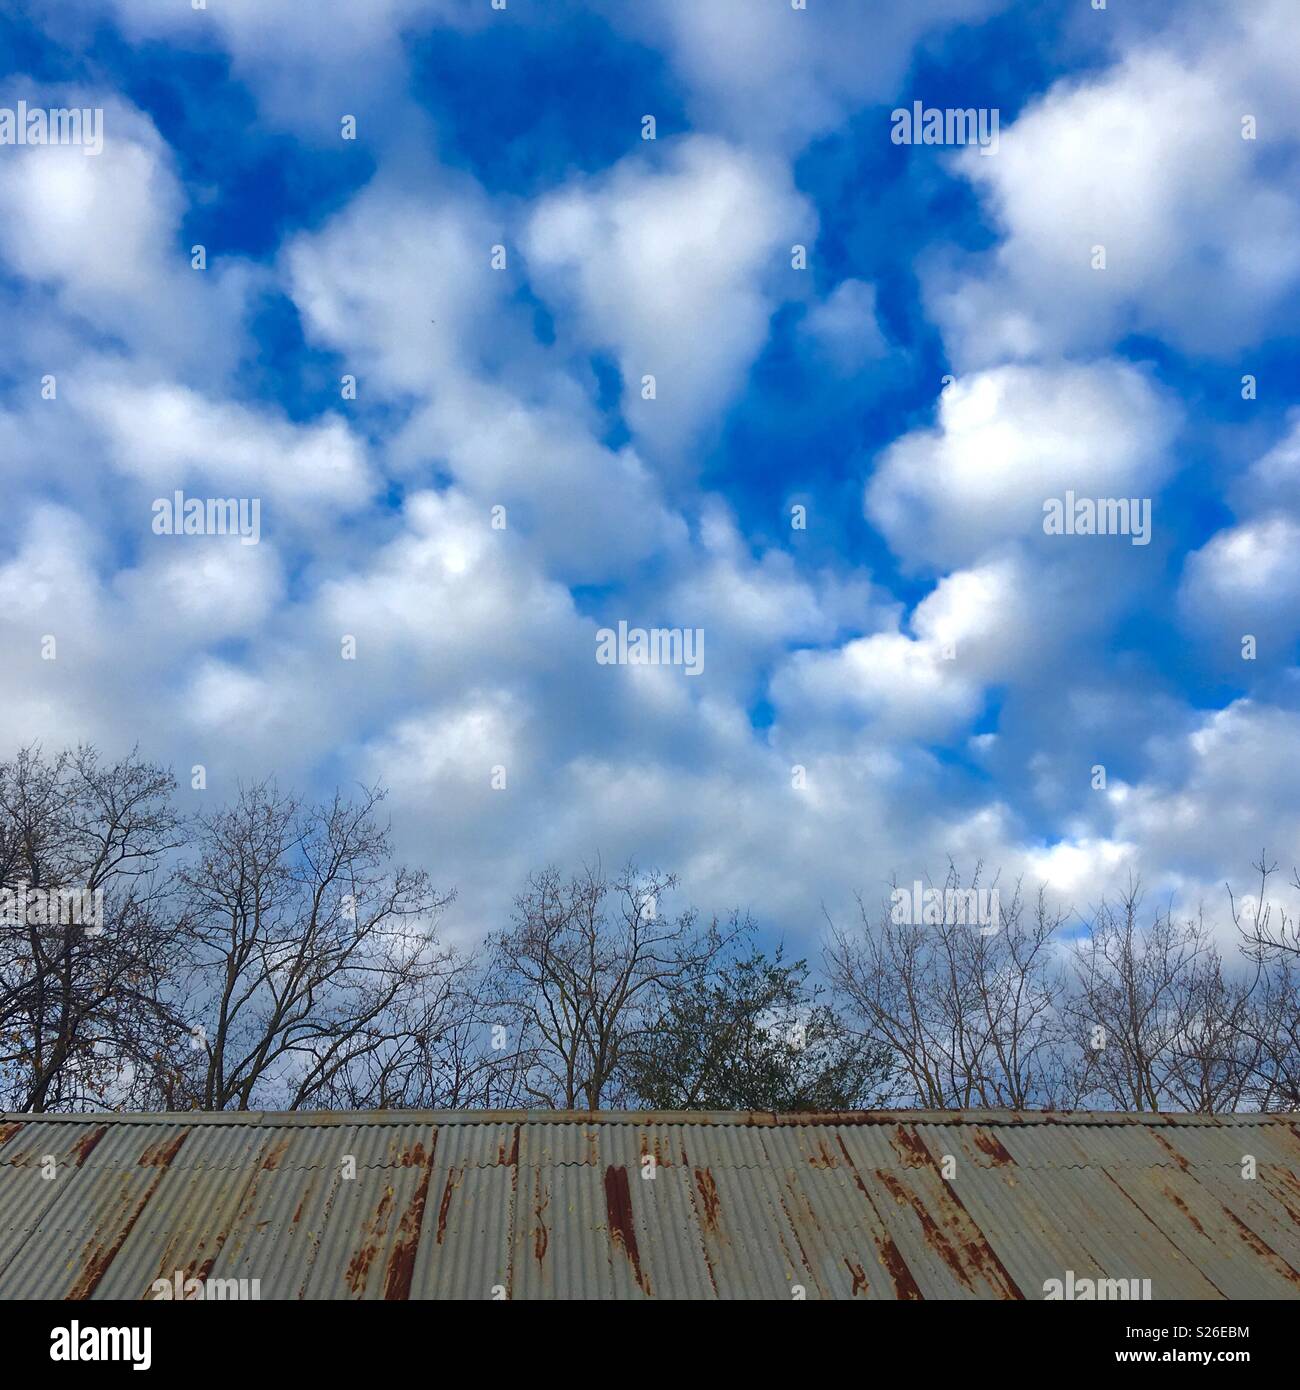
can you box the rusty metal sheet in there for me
[3,1109,1300,1299]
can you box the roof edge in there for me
[1,1107,1293,1127]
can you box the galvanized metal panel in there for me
[2,1109,1300,1299]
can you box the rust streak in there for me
[138,1131,189,1167]
[932,1177,1024,1299]
[398,1140,429,1168]
[436,1166,462,1245]
[343,1187,394,1295]
[639,1132,674,1167]
[260,1137,290,1171]
[152,1150,271,1289]
[1099,1170,1228,1299]
[383,1134,436,1300]
[0,1120,25,1150]
[778,1192,822,1293]
[889,1124,933,1168]
[497,1123,520,1167]
[291,1180,313,1226]
[533,1172,550,1267]
[1151,1132,1191,1171]
[971,1130,1015,1166]
[681,1156,720,1295]
[1221,1206,1300,1287]
[808,1139,838,1169]
[1260,1167,1300,1227]
[878,1231,924,1300]
[693,1167,722,1233]
[1162,1183,1206,1236]
[845,1258,869,1296]
[68,1157,182,1300]
[876,1169,1023,1299]
[70,1125,108,1167]
[834,1136,923,1300]
[604,1165,650,1295]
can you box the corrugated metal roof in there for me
[1,1109,1298,1300]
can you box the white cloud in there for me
[1179,412,1300,658]
[2,0,1295,966]
[1233,410,1300,516]
[369,693,527,794]
[799,279,888,374]
[771,631,981,742]
[317,489,583,688]
[1182,516,1300,637]
[285,180,688,581]
[666,502,886,679]
[607,0,1007,151]
[526,136,814,460]
[1102,702,1300,918]
[402,379,688,582]
[284,180,519,395]
[83,377,373,513]
[0,88,256,377]
[910,553,1038,679]
[866,361,1179,570]
[115,542,284,640]
[931,1,1300,365]
[102,0,483,133]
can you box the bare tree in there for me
[170,780,456,1111]
[1226,854,1300,1110]
[306,960,532,1110]
[0,744,184,1112]
[1063,881,1258,1113]
[826,864,1067,1109]
[487,861,732,1109]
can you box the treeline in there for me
[1,745,1297,1115]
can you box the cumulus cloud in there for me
[606,0,1007,151]
[284,179,689,580]
[865,361,1180,571]
[1181,517,1300,653]
[1100,702,1300,919]
[930,0,1300,366]
[766,551,1073,746]
[1,0,1294,961]
[83,377,373,514]
[284,179,521,395]
[0,87,256,377]
[115,541,284,641]
[526,136,815,461]
[1180,415,1300,660]
[772,630,982,741]
[101,0,484,133]
[799,279,889,374]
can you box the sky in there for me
[1,0,1299,954]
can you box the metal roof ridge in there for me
[0,1107,1291,1126]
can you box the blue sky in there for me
[2,0,1299,950]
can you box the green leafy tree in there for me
[625,944,894,1111]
